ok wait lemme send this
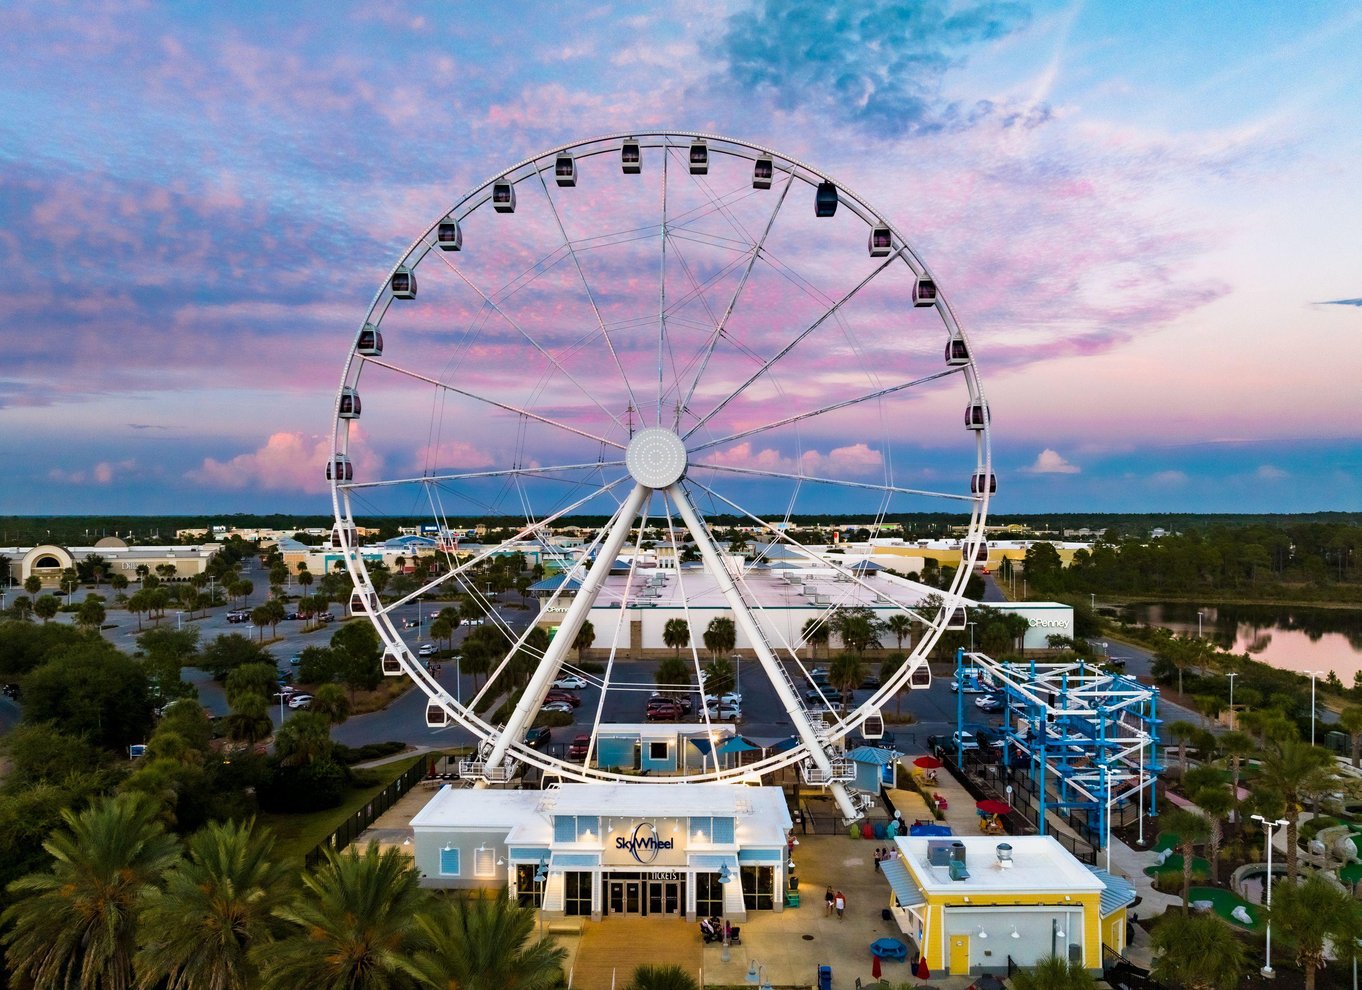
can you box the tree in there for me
[76,594,107,632]
[21,642,153,749]
[1161,807,1210,909]
[331,620,382,696]
[655,655,691,690]
[1,792,181,990]
[1272,871,1362,990]
[624,963,699,990]
[1340,705,1362,768]
[259,844,430,990]
[200,633,275,679]
[32,594,59,623]
[1217,730,1255,811]
[11,594,33,620]
[135,818,294,990]
[310,683,351,726]
[703,616,736,661]
[24,574,42,596]
[801,617,829,660]
[702,657,734,695]
[1257,738,1335,879]
[1185,767,1234,882]
[272,711,334,768]
[414,892,566,990]
[225,662,278,708]
[573,619,595,662]
[662,618,690,659]
[1009,955,1095,990]
[884,613,913,651]
[221,693,274,747]
[1148,911,1246,990]
[110,572,129,593]
[829,652,865,712]
[250,604,272,642]
[830,607,882,656]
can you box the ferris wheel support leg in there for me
[667,484,859,822]
[484,483,649,771]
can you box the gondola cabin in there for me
[944,606,968,630]
[426,703,450,728]
[964,540,989,562]
[862,708,885,740]
[945,334,970,366]
[814,181,838,217]
[913,276,937,307]
[382,647,404,676]
[390,266,416,299]
[909,663,932,688]
[965,401,989,431]
[492,181,516,213]
[338,387,361,420]
[330,524,357,550]
[357,323,383,357]
[868,224,892,257]
[436,215,462,251]
[753,155,774,189]
[349,590,378,616]
[688,139,708,174]
[971,472,997,495]
[554,154,577,187]
[326,454,352,482]
[621,139,641,173]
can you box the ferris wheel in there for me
[329,133,992,818]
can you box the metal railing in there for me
[303,759,428,868]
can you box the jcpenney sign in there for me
[1027,618,1068,628]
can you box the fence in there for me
[304,759,428,868]
[948,758,1099,865]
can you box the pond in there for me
[1118,602,1362,683]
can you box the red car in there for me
[544,690,582,707]
[568,734,591,759]
[646,702,682,721]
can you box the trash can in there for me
[818,964,832,990]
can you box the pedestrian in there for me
[835,890,846,920]
[873,847,881,872]
[825,886,835,916]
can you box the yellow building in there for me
[881,835,1134,976]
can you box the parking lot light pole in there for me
[1252,814,1289,978]
[1227,672,1238,730]
[1306,670,1323,745]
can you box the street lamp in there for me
[1227,672,1238,731]
[1306,670,1323,746]
[1252,815,1289,978]
[176,610,183,630]
[1197,610,1204,637]
[1090,593,1096,610]
[718,863,733,962]
[534,857,548,937]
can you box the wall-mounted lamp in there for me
[977,929,988,940]
[442,844,451,852]
[402,838,411,846]
[1010,926,1020,939]
[496,857,505,866]
[787,858,797,870]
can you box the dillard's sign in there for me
[616,822,675,864]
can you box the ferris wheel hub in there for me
[625,427,688,489]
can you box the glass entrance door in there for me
[647,881,681,916]
[609,880,643,915]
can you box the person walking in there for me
[873,847,881,873]
[835,890,846,920]
[825,886,835,916]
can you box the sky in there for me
[2,1,1361,520]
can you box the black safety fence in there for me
[304,759,428,869]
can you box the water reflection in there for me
[1120,603,1362,682]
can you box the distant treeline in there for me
[3,511,1360,548]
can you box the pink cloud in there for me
[187,431,381,493]
[1022,449,1080,474]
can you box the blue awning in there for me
[717,735,760,754]
[881,858,927,908]
[508,846,550,861]
[690,853,740,871]
[688,736,715,756]
[738,849,782,863]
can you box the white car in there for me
[720,692,743,705]
[418,643,436,657]
[552,675,588,690]
[541,701,575,714]
[288,694,313,709]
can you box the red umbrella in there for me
[916,957,930,980]
[913,755,943,769]
[976,799,1012,816]
[872,955,882,980]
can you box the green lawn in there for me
[1187,886,1264,930]
[1145,853,1211,877]
[256,754,425,863]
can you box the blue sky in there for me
[2,1,1360,517]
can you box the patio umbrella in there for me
[913,755,943,769]
[976,799,1012,816]
[717,735,760,754]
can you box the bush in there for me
[332,740,408,765]
[534,710,574,728]
[257,759,348,812]
[577,660,605,674]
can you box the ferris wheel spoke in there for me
[428,251,631,436]
[363,357,624,451]
[689,368,962,454]
[681,253,901,441]
[343,461,627,493]
[689,460,974,504]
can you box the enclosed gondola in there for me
[357,323,383,357]
[688,138,708,174]
[338,387,361,420]
[330,523,357,550]
[971,472,997,495]
[554,154,577,187]
[382,646,404,676]
[349,590,378,616]
[326,454,352,482]
[492,181,516,213]
[753,155,774,189]
[868,224,892,257]
[814,181,838,217]
[862,708,885,740]
[390,266,416,299]
[945,333,970,367]
[426,703,450,728]
[913,276,937,307]
[965,401,989,431]
[621,139,641,173]
[436,215,462,251]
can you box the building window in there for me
[517,864,544,908]
[649,741,669,761]
[695,872,723,917]
[740,865,775,911]
[690,816,712,843]
[439,847,461,876]
[712,817,735,844]
[474,847,497,878]
[565,871,593,916]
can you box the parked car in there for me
[552,675,588,690]
[951,730,980,751]
[707,703,742,721]
[525,726,552,749]
[646,702,682,721]
[804,687,842,704]
[567,734,591,759]
[288,653,303,666]
[288,693,313,709]
[418,643,436,657]
[541,701,574,715]
[976,696,1003,713]
[544,690,582,707]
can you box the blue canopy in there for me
[716,735,760,754]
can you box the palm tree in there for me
[884,613,913,651]
[222,693,275,747]
[310,684,351,726]
[1148,911,1246,990]
[1185,768,1235,882]
[1256,738,1335,879]
[662,618,690,659]
[1165,720,1199,772]
[828,652,865,713]
[655,655,691,691]
[259,844,431,990]
[1340,705,1362,768]
[1009,954,1094,990]
[573,619,595,662]
[1272,871,1362,990]
[414,892,565,990]
[135,819,294,990]
[1161,807,1210,909]
[1217,729,1255,810]
[2,792,181,990]
[703,616,736,661]
[801,616,829,660]
[625,962,700,990]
